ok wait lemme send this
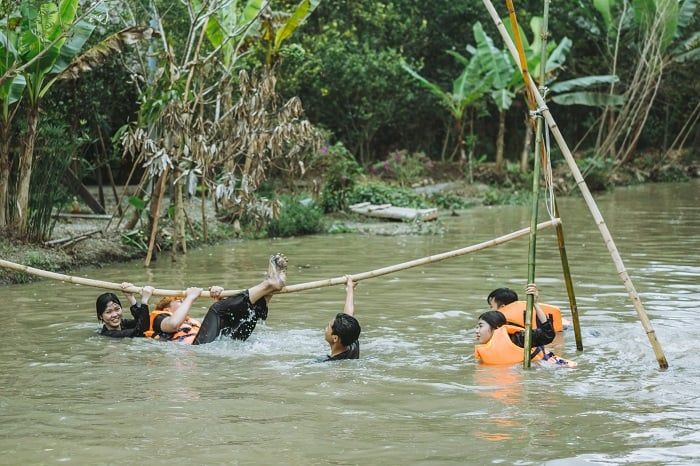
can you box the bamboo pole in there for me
[0,219,560,298]
[554,202,583,351]
[482,0,668,369]
[506,0,544,369]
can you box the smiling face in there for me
[100,301,123,330]
[475,319,494,345]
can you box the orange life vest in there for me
[474,324,545,365]
[499,301,564,332]
[144,310,201,345]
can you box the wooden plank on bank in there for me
[53,213,113,220]
[349,202,438,222]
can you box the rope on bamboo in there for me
[0,219,560,297]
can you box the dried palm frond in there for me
[58,27,159,80]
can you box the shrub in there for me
[368,150,431,186]
[320,143,363,213]
[347,181,428,208]
[266,196,325,237]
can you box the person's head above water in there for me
[155,296,184,312]
[475,310,507,344]
[96,292,123,330]
[487,288,519,310]
[325,313,361,348]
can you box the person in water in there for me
[324,275,361,361]
[475,283,555,353]
[95,254,287,345]
[96,283,155,338]
[486,287,519,310]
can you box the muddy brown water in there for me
[1,181,698,464]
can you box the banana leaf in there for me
[548,74,619,93]
[274,0,319,51]
[552,91,625,107]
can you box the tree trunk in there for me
[495,110,506,172]
[16,105,39,237]
[0,122,12,227]
[520,122,532,172]
[145,168,169,267]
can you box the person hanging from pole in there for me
[474,284,576,367]
[323,275,361,361]
[94,254,288,345]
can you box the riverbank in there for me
[1,153,697,286]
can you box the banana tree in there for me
[487,16,621,170]
[402,32,493,173]
[469,22,515,171]
[0,19,26,227]
[14,0,96,236]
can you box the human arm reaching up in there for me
[343,275,357,316]
[159,287,202,333]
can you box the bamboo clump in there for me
[0,219,560,297]
[481,0,668,369]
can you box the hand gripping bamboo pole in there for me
[0,219,560,297]
[482,0,668,368]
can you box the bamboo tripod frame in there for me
[482,0,668,368]
[0,219,560,297]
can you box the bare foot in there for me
[267,253,288,290]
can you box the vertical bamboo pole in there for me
[483,0,668,368]
[513,0,546,368]
[554,201,583,350]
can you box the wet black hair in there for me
[96,292,121,320]
[331,313,361,346]
[487,288,519,307]
[478,310,507,330]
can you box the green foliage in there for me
[319,142,363,213]
[347,181,428,209]
[368,150,430,186]
[577,155,617,191]
[482,187,531,206]
[26,116,80,241]
[265,196,325,237]
[427,192,474,210]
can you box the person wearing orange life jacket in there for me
[475,284,555,364]
[486,285,569,331]
[144,253,288,345]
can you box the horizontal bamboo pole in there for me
[0,219,560,297]
[482,0,668,369]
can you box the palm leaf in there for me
[56,26,157,81]
[677,0,697,33]
[401,62,455,115]
[548,75,619,93]
[545,37,572,73]
[593,0,615,29]
[273,0,319,51]
[0,75,25,106]
[552,91,625,107]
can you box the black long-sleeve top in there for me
[509,318,555,348]
[100,303,150,338]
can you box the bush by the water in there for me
[320,143,363,213]
[265,196,325,237]
[347,181,429,208]
[368,150,431,186]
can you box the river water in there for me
[1,180,698,465]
